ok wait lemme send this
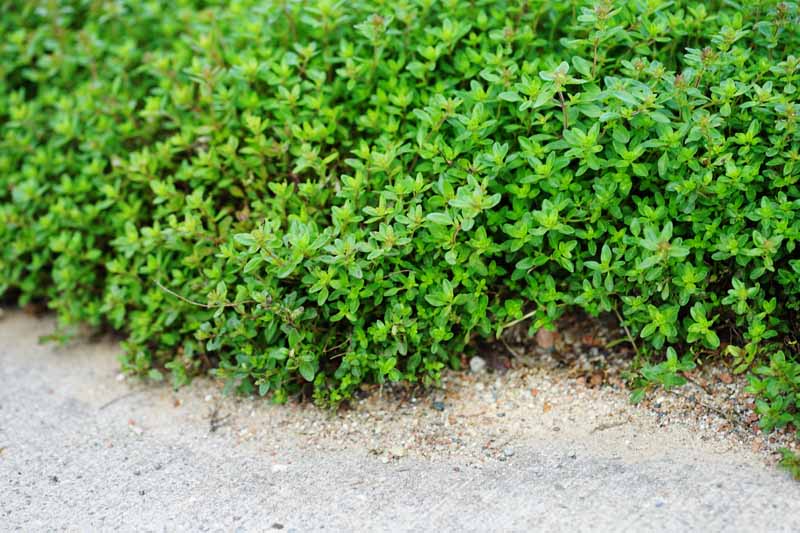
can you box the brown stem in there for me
[154,280,255,309]
[613,307,641,359]
[558,90,569,130]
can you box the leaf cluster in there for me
[1,1,799,423]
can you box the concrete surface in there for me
[1,311,799,532]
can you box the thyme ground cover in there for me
[1,1,799,435]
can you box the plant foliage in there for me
[1,1,799,423]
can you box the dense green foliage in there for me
[1,1,799,426]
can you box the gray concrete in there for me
[1,311,799,532]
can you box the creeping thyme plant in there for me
[1,0,799,436]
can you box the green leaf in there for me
[243,256,264,274]
[234,233,256,247]
[298,362,316,382]
[571,56,592,78]
[426,212,453,225]
[498,91,522,102]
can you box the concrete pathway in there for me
[1,311,798,532]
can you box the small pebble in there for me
[536,328,560,350]
[470,356,487,373]
[432,401,445,412]
[390,446,406,458]
[503,447,515,458]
